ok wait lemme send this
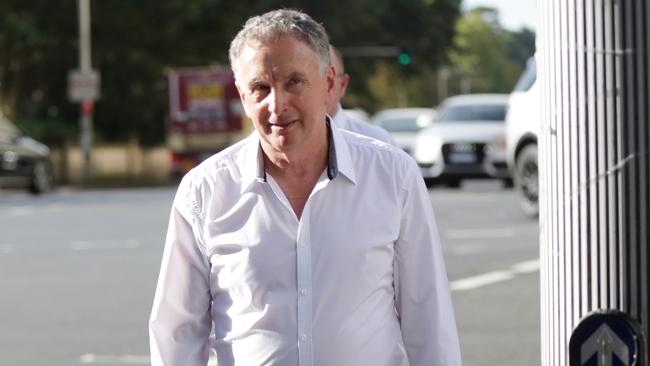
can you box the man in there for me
[327,45,396,145]
[149,9,460,366]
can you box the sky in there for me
[462,0,537,31]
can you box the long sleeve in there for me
[394,165,462,366]
[149,180,213,366]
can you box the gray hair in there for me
[229,9,331,75]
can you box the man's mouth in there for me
[268,119,298,129]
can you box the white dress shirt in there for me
[331,104,397,146]
[149,122,461,366]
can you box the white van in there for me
[505,57,539,216]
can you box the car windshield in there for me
[437,104,506,122]
[513,57,537,92]
[375,116,423,132]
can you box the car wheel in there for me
[514,144,538,217]
[28,161,52,194]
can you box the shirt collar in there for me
[239,117,357,193]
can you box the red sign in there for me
[168,68,242,134]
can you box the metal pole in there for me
[539,0,649,365]
[78,0,93,184]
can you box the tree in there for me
[0,0,461,144]
[444,7,535,98]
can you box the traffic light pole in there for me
[538,1,649,365]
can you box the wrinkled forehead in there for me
[234,37,321,83]
[233,36,329,78]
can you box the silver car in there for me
[371,108,435,156]
[413,94,511,188]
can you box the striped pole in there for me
[538,0,650,365]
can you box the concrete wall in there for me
[50,140,171,186]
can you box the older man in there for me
[327,45,396,145]
[149,9,460,366]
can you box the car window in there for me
[437,104,507,122]
[375,117,422,132]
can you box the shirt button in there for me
[300,289,309,296]
[300,334,308,342]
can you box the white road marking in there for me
[511,259,540,274]
[69,239,140,251]
[450,258,540,291]
[445,227,518,239]
[79,354,149,364]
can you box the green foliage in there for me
[444,7,535,98]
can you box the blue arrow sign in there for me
[569,311,641,366]
[580,324,629,366]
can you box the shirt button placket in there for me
[296,211,313,366]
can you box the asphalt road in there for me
[0,181,540,365]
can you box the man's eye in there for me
[287,78,303,89]
[250,85,269,97]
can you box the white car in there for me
[505,57,539,216]
[413,94,511,188]
[371,108,435,156]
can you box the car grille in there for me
[442,143,485,164]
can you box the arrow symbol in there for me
[580,324,629,366]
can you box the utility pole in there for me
[68,0,99,184]
[538,1,649,365]
[79,0,93,184]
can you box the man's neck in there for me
[261,124,330,219]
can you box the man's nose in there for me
[267,88,287,120]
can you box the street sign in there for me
[68,69,100,102]
[569,311,642,366]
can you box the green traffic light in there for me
[398,53,411,65]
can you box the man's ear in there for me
[325,65,336,96]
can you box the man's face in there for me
[234,36,335,155]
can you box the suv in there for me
[505,57,539,216]
[0,113,53,194]
[413,94,511,188]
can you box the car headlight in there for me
[414,135,440,163]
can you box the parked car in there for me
[371,108,435,156]
[0,114,53,194]
[413,94,511,188]
[505,57,539,216]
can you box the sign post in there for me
[68,0,98,184]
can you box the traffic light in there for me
[398,44,413,65]
[398,53,411,65]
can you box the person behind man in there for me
[327,45,396,145]
[149,8,460,366]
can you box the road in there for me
[0,181,540,365]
